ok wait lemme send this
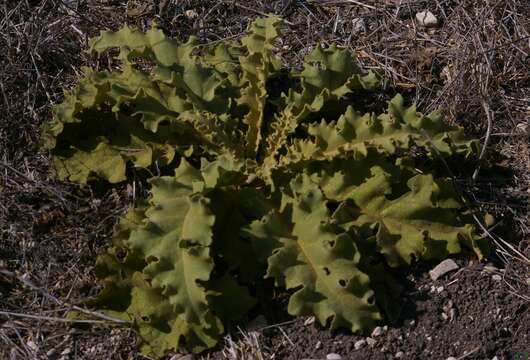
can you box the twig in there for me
[0,269,127,325]
[278,326,295,347]
[0,311,113,324]
[472,99,493,182]
[456,345,481,360]
[335,0,377,10]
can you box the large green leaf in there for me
[94,254,223,357]
[237,16,282,157]
[332,169,486,266]
[245,174,381,332]
[43,26,232,183]
[92,158,258,356]
[279,95,478,169]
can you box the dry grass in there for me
[0,0,528,359]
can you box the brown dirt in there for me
[250,261,530,360]
[1,1,529,359]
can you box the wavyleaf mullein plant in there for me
[42,17,489,358]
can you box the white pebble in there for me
[61,348,72,356]
[326,353,342,360]
[184,9,198,19]
[366,337,376,347]
[304,316,316,325]
[351,18,366,33]
[354,339,366,350]
[429,259,459,280]
[371,326,383,337]
[416,10,438,27]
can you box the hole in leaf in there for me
[116,249,127,261]
[367,295,375,305]
[323,267,330,275]
[326,201,339,213]
[158,120,170,128]
[146,255,159,264]
[339,279,346,287]
[141,316,150,322]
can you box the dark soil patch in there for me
[249,261,530,359]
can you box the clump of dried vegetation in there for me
[0,1,528,359]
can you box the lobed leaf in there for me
[331,170,486,266]
[245,174,382,332]
[279,95,478,170]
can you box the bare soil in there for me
[251,261,530,360]
[1,1,528,359]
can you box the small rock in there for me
[441,65,453,82]
[416,10,438,27]
[515,122,529,135]
[526,278,530,286]
[185,9,198,19]
[354,339,366,350]
[304,316,315,325]
[351,18,366,33]
[366,337,376,347]
[315,341,322,350]
[395,351,404,358]
[46,349,57,357]
[61,348,72,356]
[483,265,498,273]
[492,274,502,281]
[409,320,415,326]
[446,358,457,360]
[383,325,388,331]
[429,259,459,280]
[26,341,37,351]
[436,286,444,293]
[484,213,495,227]
[371,326,383,337]
[491,357,499,360]
[326,353,342,360]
